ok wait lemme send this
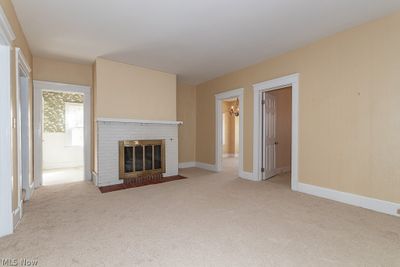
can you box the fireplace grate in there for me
[119,140,165,179]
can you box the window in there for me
[65,102,84,146]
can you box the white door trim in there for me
[33,80,92,186]
[215,88,245,178]
[0,5,16,237]
[253,73,300,190]
[15,48,31,224]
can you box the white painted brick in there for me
[97,121,179,186]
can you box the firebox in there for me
[119,140,165,179]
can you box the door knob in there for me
[274,142,278,145]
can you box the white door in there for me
[262,92,278,180]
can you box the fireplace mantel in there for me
[97,117,183,125]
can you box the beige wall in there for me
[269,87,292,169]
[94,58,176,121]
[33,56,92,86]
[177,82,196,163]
[92,58,177,172]
[1,0,33,210]
[196,11,400,203]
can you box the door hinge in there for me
[261,168,265,173]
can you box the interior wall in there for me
[196,11,400,203]
[94,58,176,121]
[177,82,196,163]
[33,56,92,86]
[0,0,33,211]
[269,87,292,169]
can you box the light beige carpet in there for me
[0,158,399,266]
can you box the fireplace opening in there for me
[119,140,165,179]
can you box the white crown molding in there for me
[97,117,183,125]
[0,6,16,46]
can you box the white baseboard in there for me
[195,162,218,172]
[180,161,255,181]
[91,171,98,186]
[297,182,400,217]
[25,181,35,200]
[13,204,22,228]
[277,166,291,174]
[34,177,41,188]
[223,153,237,158]
[97,180,123,187]
[178,162,196,169]
[239,171,256,181]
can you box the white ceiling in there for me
[12,0,400,84]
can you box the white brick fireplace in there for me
[95,118,182,186]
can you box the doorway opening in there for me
[34,81,91,187]
[262,87,292,187]
[253,74,299,190]
[42,91,84,185]
[215,88,244,178]
[222,98,240,172]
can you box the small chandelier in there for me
[229,98,240,117]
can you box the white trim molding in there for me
[34,81,92,186]
[14,47,32,226]
[253,74,300,190]
[0,6,16,46]
[195,162,218,172]
[298,183,400,217]
[12,205,22,228]
[215,88,245,178]
[0,8,15,237]
[239,170,257,181]
[179,161,257,181]
[91,171,98,186]
[0,45,13,237]
[178,162,196,169]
